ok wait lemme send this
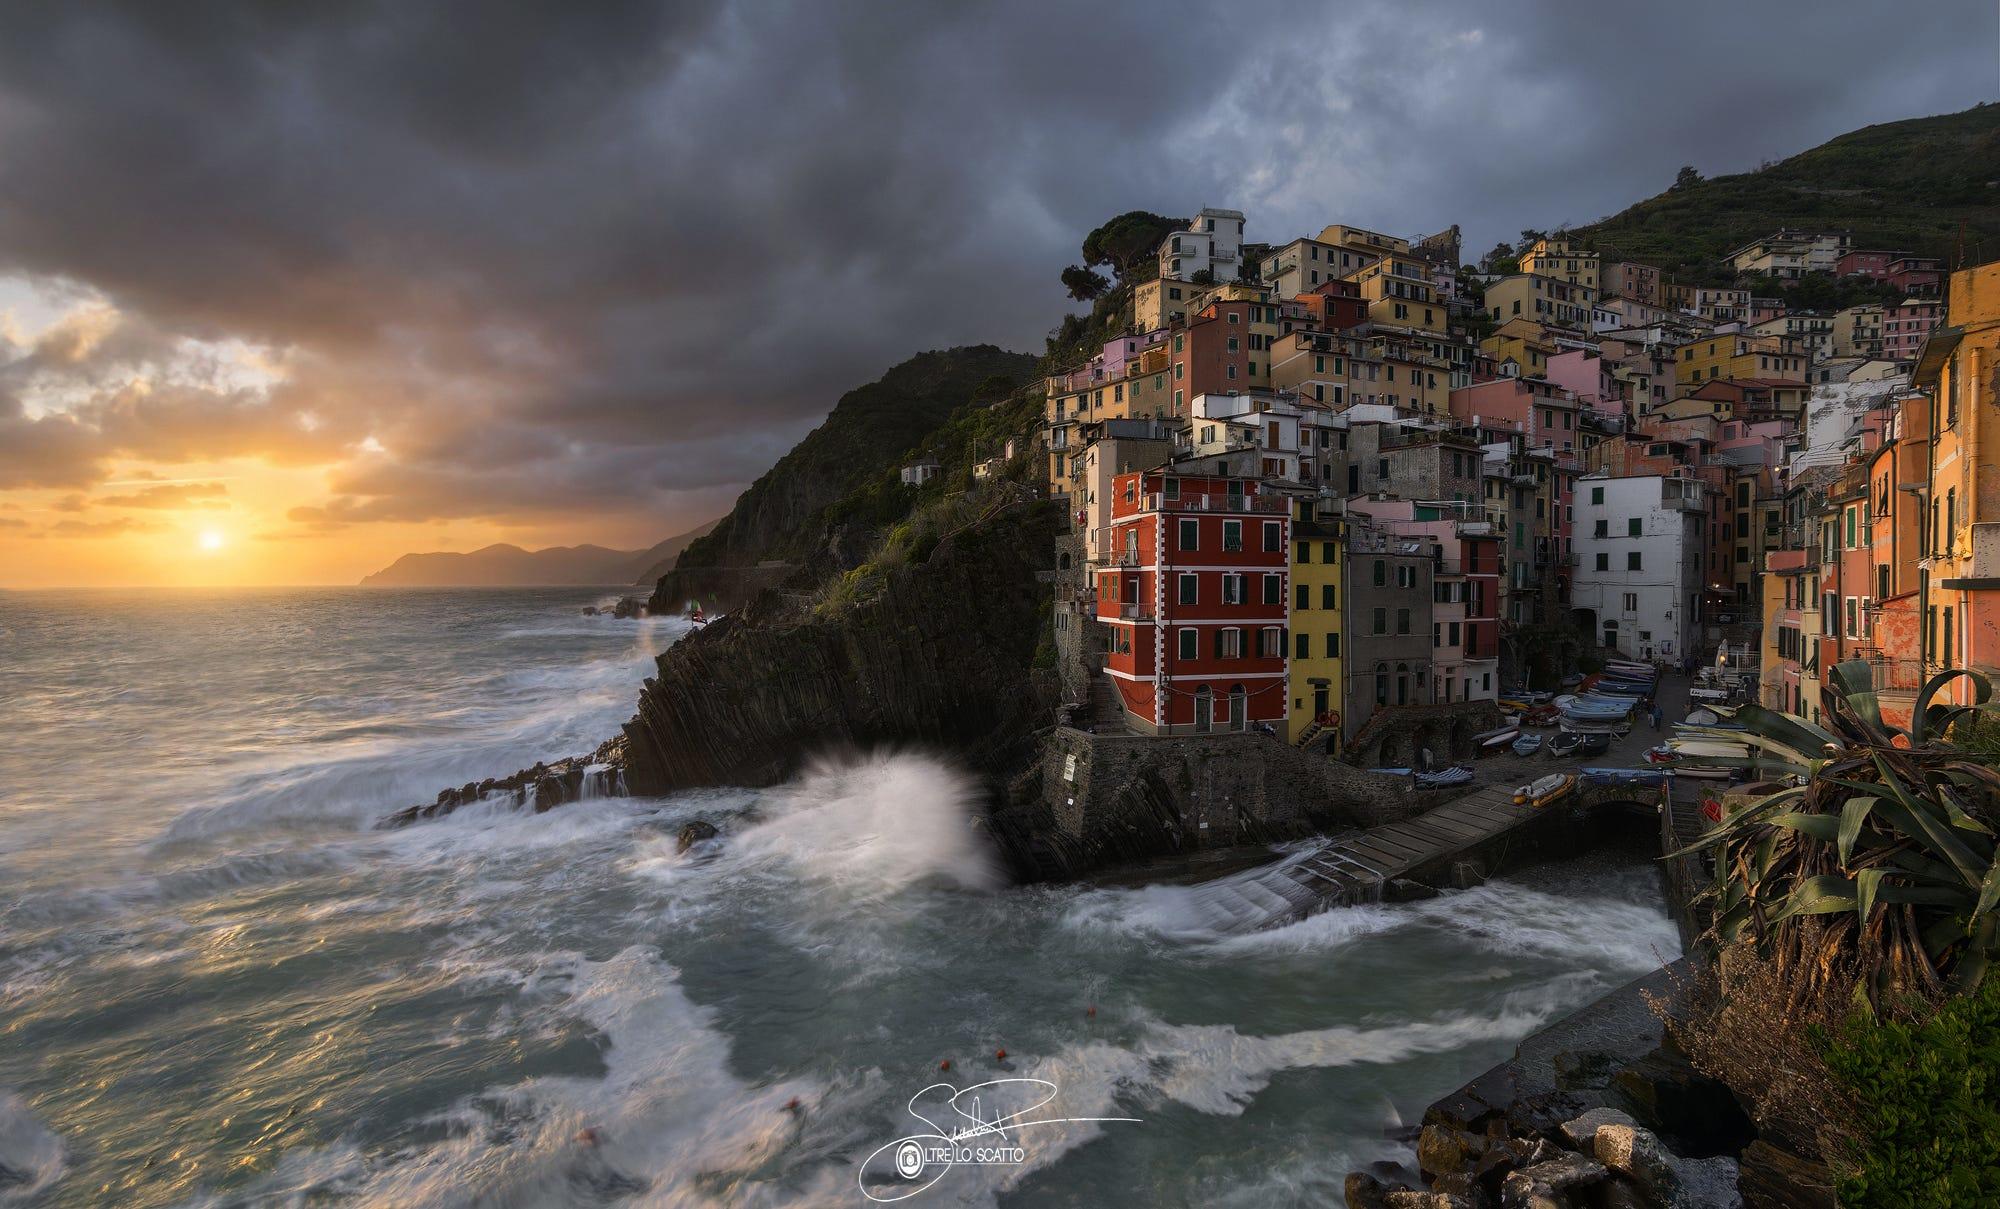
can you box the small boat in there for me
[1513,772,1575,807]
[1475,725,1521,754]
[1415,765,1474,790]
[1683,707,1719,726]
[1577,732,1612,757]
[1547,731,1585,759]
[1511,733,1544,756]
[1522,704,1561,727]
[1644,744,1678,764]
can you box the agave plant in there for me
[1676,661,2000,1003]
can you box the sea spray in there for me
[729,750,1003,897]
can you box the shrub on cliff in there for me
[1821,976,2000,1206]
[1675,662,2000,1006]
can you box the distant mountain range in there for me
[359,520,718,587]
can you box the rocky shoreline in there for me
[1345,957,1833,1209]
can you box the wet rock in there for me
[1345,1171,1394,1209]
[1429,1172,1490,1209]
[611,596,645,619]
[1499,1152,1605,1208]
[676,819,719,853]
[1558,1107,1637,1151]
[1418,1124,1485,1177]
[581,605,601,616]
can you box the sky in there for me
[0,1,1994,587]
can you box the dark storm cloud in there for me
[0,1,1992,531]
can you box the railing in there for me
[1858,657,1925,693]
[1119,603,1155,621]
[1145,493,1289,514]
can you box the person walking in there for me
[1649,701,1663,730]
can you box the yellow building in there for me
[1675,333,1808,384]
[1134,276,1197,330]
[1913,258,2000,697]
[1350,254,1446,333]
[1288,513,1345,744]
[1519,236,1600,293]
[1480,318,1559,378]
[1266,330,1361,406]
[1484,273,1596,329]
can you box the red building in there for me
[1299,279,1369,331]
[1096,466,1290,733]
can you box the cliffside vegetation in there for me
[664,345,1033,576]
[1671,662,2000,1202]
[1574,102,2000,277]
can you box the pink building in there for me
[1883,298,1944,361]
[1544,348,1627,418]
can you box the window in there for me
[1591,486,1604,505]
[1263,521,1281,552]
[1216,628,1244,658]
[1296,541,1310,564]
[1295,632,1310,659]
[1178,628,1197,660]
[1221,574,1245,605]
[1327,633,1340,657]
[1258,628,1283,658]
[1263,574,1282,605]
[1295,584,1310,610]
[1623,592,1638,611]
[1595,552,1609,571]
[1628,518,1641,537]
[1373,607,1387,634]
[1163,477,1179,499]
[1627,551,1642,571]
[1322,584,1336,610]
[1222,520,1242,551]
[1178,573,1198,604]
[1179,518,1198,550]
[1397,609,1411,635]
[1373,560,1386,586]
[1594,519,1608,538]
[1322,541,1336,563]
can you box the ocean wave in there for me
[725,750,1003,899]
[0,1091,65,1204]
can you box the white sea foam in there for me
[727,751,1003,898]
[0,1091,65,1204]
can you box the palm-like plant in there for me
[1678,660,2000,1004]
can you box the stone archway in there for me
[1450,716,1476,759]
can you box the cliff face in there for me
[623,498,1058,803]
[650,345,1033,610]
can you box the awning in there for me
[1911,325,1965,387]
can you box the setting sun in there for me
[198,530,226,552]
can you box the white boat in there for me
[1475,726,1521,752]
[1415,766,1475,790]
[1512,772,1575,806]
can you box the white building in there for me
[1572,474,1707,662]
[1157,207,1245,283]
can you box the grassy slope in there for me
[1576,103,2000,275]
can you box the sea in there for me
[0,588,1680,1207]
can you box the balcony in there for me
[1145,493,1289,514]
[1118,602,1156,621]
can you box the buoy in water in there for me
[939,1059,951,1071]
[995,1048,1007,1061]
[1086,1005,1096,1018]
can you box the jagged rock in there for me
[1418,1124,1486,1177]
[610,596,645,619]
[1499,1153,1605,1208]
[676,819,719,853]
[1345,1171,1394,1209]
[1594,1123,1741,1209]
[1558,1107,1637,1151]
[1734,1139,1833,1209]
[1474,1137,1554,1202]
[1385,1191,1470,1209]
[581,605,601,616]
[1609,1049,1755,1156]
[1429,1172,1490,1209]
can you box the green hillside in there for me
[665,344,1034,576]
[1576,102,2000,275]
